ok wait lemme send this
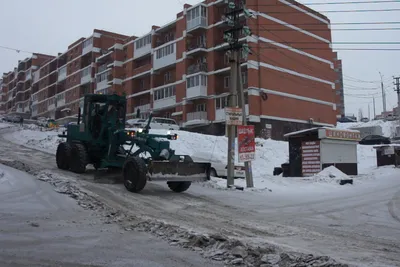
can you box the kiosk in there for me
[283,127,361,177]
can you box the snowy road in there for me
[0,126,399,266]
[0,163,223,267]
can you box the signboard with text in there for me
[238,125,256,162]
[301,141,321,176]
[225,107,243,126]
[322,128,361,141]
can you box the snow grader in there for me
[55,93,211,193]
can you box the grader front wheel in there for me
[69,143,88,174]
[123,156,147,193]
[56,142,71,170]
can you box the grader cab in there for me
[56,93,211,193]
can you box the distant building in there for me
[333,52,344,118]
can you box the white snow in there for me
[2,123,399,193]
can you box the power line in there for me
[249,0,400,5]
[248,8,400,13]
[257,27,400,31]
[253,41,400,45]
[0,45,34,54]
[257,21,400,26]
[257,46,400,51]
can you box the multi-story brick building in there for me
[122,0,337,138]
[1,54,54,116]
[30,29,129,121]
[333,52,344,118]
[1,0,339,139]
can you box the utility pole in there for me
[380,72,387,113]
[368,103,370,120]
[223,0,252,188]
[237,54,254,188]
[373,96,376,119]
[394,76,400,121]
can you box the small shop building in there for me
[283,127,361,177]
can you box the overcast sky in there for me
[1,0,399,118]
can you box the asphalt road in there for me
[0,163,222,267]
[0,126,400,267]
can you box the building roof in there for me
[284,126,360,138]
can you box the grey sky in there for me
[1,0,399,118]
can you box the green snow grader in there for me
[56,93,211,193]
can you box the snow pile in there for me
[0,166,13,192]
[312,166,350,183]
[337,120,399,137]
[0,122,12,129]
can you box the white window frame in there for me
[196,103,206,112]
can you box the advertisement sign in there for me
[323,128,361,141]
[238,125,255,162]
[225,107,242,126]
[301,141,321,176]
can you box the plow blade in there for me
[147,161,211,182]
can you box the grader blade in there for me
[147,161,211,182]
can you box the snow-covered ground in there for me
[0,121,393,193]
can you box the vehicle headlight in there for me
[159,149,170,160]
[167,130,171,135]
[137,128,143,133]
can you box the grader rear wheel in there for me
[123,156,147,193]
[56,142,71,170]
[70,143,89,174]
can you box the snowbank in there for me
[2,125,394,192]
[0,165,14,192]
[0,122,13,129]
[337,120,399,137]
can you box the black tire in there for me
[210,168,217,177]
[70,143,88,174]
[167,181,192,193]
[56,142,72,170]
[123,156,147,193]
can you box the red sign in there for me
[237,125,255,162]
[324,129,361,141]
[301,141,321,177]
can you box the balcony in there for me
[134,35,152,59]
[48,97,56,111]
[153,43,176,70]
[187,63,207,75]
[184,111,208,127]
[153,85,176,110]
[186,74,207,99]
[96,70,111,91]
[187,41,207,55]
[81,66,92,85]
[56,93,65,107]
[186,6,207,32]
[215,104,249,121]
[132,64,152,77]
[25,69,32,81]
[82,37,93,55]
[134,103,151,114]
[58,66,67,82]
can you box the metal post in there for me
[373,97,376,119]
[237,55,254,188]
[227,51,238,188]
[380,72,387,113]
[393,76,400,123]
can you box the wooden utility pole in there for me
[237,57,254,188]
[226,51,238,187]
[223,0,252,188]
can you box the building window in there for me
[96,70,111,83]
[216,96,228,110]
[153,85,176,101]
[156,44,175,59]
[139,79,145,89]
[224,76,230,88]
[136,35,152,49]
[164,72,172,83]
[196,103,206,112]
[241,71,247,84]
[187,74,207,88]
